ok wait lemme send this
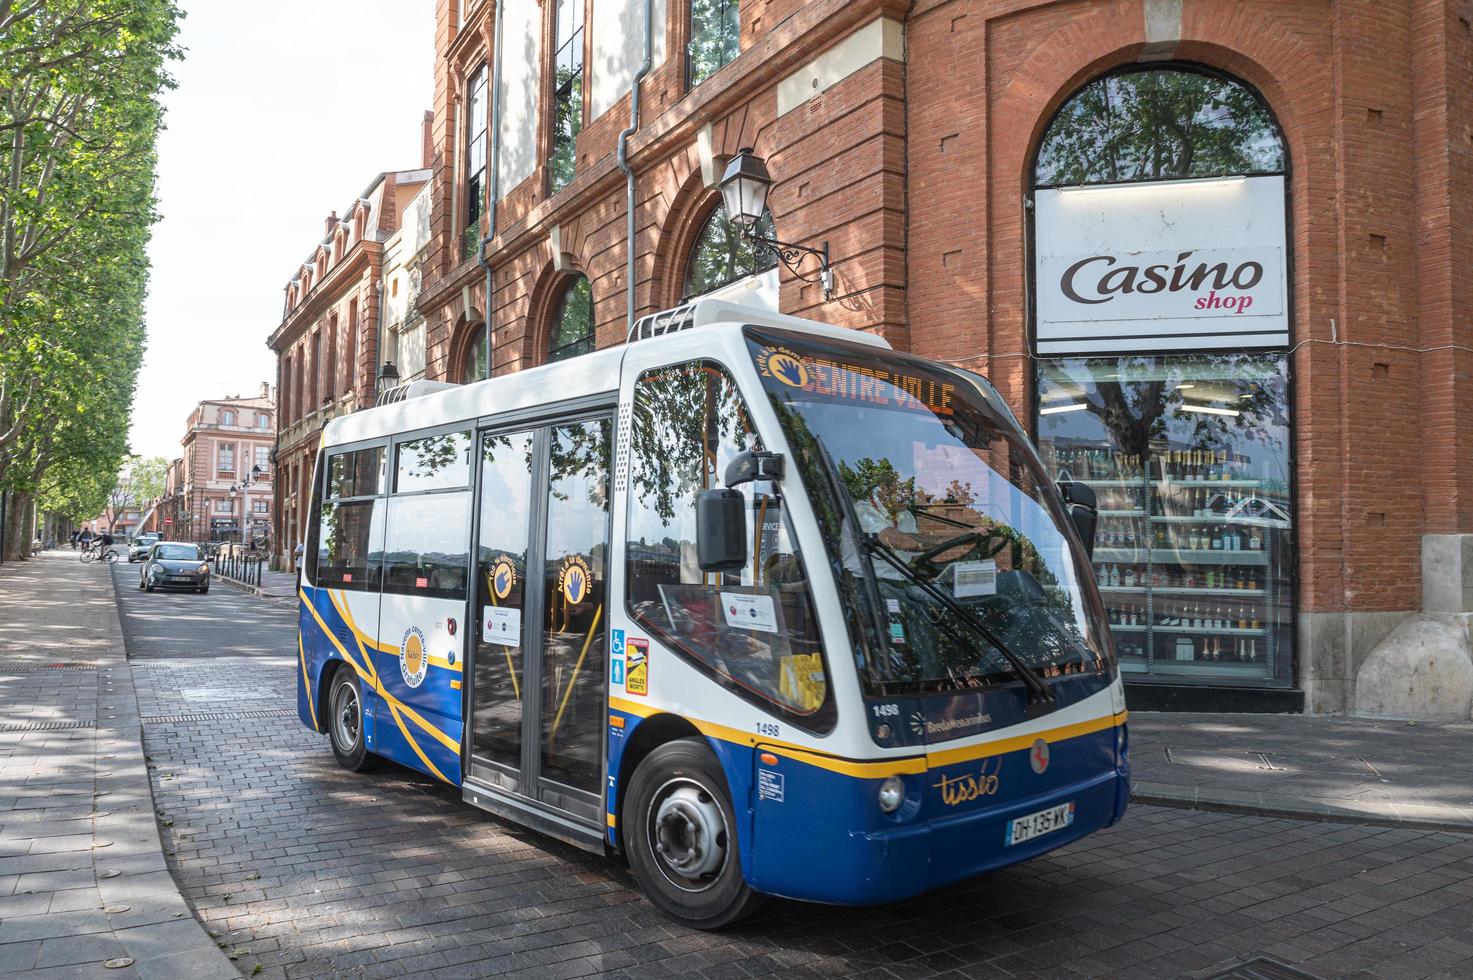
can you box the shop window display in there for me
[1036,354,1293,686]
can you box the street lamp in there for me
[719,147,834,299]
[231,463,264,546]
[376,359,400,394]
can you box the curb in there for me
[214,573,294,601]
[1131,780,1473,834]
[101,560,244,978]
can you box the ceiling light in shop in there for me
[1040,403,1089,415]
[1175,383,1196,390]
[1181,404,1241,418]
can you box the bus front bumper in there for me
[745,763,1129,907]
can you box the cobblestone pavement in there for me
[108,567,1473,980]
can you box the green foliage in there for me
[683,205,774,300]
[1035,69,1283,186]
[0,0,182,545]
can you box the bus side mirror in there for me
[1058,480,1098,557]
[724,450,783,488]
[696,489,748,572]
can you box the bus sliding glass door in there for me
[470,417,611,826]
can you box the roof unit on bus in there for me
[375,379,459,406]
[628,298,893,350]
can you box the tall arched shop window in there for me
[462,324,487,384]
[547,275,593,363]
[1030,66,1296,694]
[683,201,776,300]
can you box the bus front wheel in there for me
[625,739,763,929]
[327,668,380,772]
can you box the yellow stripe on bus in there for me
[298,634,318,732]
[301,590,460,759]
[608,697,1127,779]
[386,699,450,783]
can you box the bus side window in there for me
[315,446,386,591]
[625,361,832,727]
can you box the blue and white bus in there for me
[297,299,1128,927]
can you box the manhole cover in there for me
[103,958,135,969]
[1205,957,1323,980]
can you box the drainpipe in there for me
[374,275,387,392]
[476,6,506,381]
[616,0,654,330]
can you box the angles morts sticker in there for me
[400,626,429,689]
[755,347,810,389]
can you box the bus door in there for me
[373,428,474,785]
[469,415,612,830]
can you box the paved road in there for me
[109,566,1473,980]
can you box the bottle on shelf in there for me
[1250,527,1263,550]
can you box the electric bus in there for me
[296,298,1128,928]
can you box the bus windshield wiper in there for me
[864,536,1057,717]
[810,435,896,687]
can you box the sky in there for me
[129,0,435,460]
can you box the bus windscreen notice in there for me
[753,344,956,417]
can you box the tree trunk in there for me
[2,491,31,560]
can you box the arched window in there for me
[1035,67,1283,187]
[683,202,775,300]
[462,324,487,384]
[547,275,593,363]
[1030,66,1294,693]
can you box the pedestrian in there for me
[70,529,79,550]
[80,528,94,553]
[293,541,304,571]
[31,533,42,556]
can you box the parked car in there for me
[128,532,161,563]
[138,542,210,594]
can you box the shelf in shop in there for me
[1094,547,1269,566]
[1148,624,1269,636]
[1099,585,1265,597]
[1149,515,1287,528]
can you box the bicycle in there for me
[80,545,118,565]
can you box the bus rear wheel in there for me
[327,668,380,772]
[624,739,762,929]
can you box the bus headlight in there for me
[878,776,905,813]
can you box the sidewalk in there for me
[0,550,238,978]
[1130,710,1473,832]
[213,564,297,600]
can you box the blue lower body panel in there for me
[741,725,1128,906]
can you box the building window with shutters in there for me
[464,64,488,260]
[548,0,583,195]
[688,0,740,89]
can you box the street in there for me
[105,565,1473,980]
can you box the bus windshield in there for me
[746,328,1112,699]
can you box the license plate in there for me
[1006,801,1075,846]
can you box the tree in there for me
[0,1,181,558]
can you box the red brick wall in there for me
[409,0,1471,623]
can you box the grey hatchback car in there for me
[138,542,210,593]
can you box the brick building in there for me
[174,387,277,545]
[268,160,432,571]
[278,0,1470,715]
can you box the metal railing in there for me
[213,552,264,589]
